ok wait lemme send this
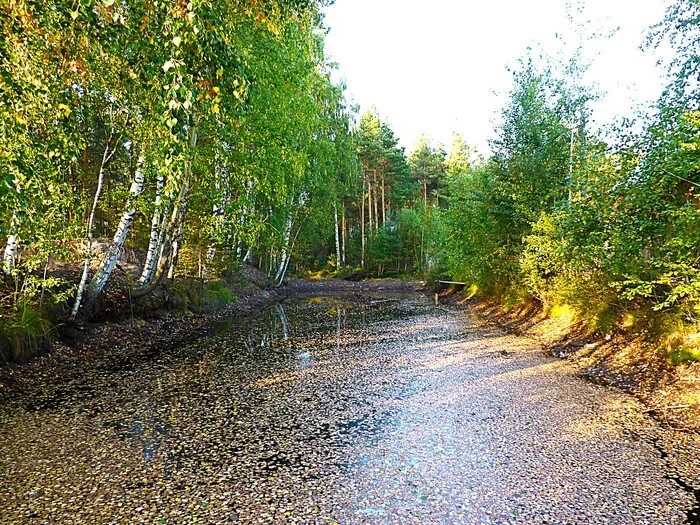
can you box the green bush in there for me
[203,280,234,310]
[668,347,700,365]
[168,281,203,313]
[0,300,54,362]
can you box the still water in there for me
[0,296,698,524]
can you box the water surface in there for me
[0,296,698,524]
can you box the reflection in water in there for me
[238,300,358,372]
[1,295,696,525]
[243,302,291,352]
[337,306,342,351]
[275,303,290,340]
[0,295,439,524]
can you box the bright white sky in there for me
[322,0,673,155]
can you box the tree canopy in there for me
[4,0,700,361]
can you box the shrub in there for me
[0,300,54,362]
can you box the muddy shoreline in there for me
[0,277,422,406]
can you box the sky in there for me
[321,0,673,155]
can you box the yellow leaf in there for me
[172,36,181,47]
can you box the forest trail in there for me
[1,293,699,524]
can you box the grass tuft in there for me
[0,300,54,362]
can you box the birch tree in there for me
[84,154,145,311]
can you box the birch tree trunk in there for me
[334,202,341,269]
[3,231,17,277]
[361,185,366,269]
[71,139,117,317]
[274,192,307,286]
[341,199,346,265]
[84,155,145,312]
[137,172,165,287]
[166,126,197,280]
[135,126,196,293]
[239,195,256,263]
[275,212,294,285]
[275,222,302,286]
[207,161,230,267]
[4,180,21,276]
[167,193,189,280]
[147,178,188,288]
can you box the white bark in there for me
[341,200,346,265]
[334,202,341,270]
[336,306,341,351]
[3,233,17,276]
[276,222,303,287]
[207,161,226,267]
[165,126,196,281]
[274,213,294,285]
[234,181,252,261]
[85,156,145,310]
[275,303,289,340]
[274,192,307,286]
[137,173,165,286]
[361,186,366,269]
[4,183,20,276]
[206,245,217,265]
[167,197,187,280]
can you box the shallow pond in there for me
[1,295,699,524]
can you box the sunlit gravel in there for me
[1,296,699,524]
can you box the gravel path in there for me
[1,295,699,524]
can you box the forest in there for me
[1,0,700,363]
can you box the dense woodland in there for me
[2,0,700,361]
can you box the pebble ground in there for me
[0,296,698,524]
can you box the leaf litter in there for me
[1,295,699,524]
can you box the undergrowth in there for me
[168,279,236,314]
[465,281,700,366]
[0,300,55,362]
